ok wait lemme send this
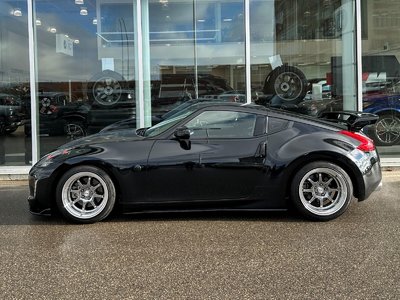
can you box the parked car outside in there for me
[0,93,24,135]
[28,103,382,223]
[24,92,89,139]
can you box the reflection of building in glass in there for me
[0,0,399,171]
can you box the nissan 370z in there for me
[28,103,382,223]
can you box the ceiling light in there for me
[12,8,22,17]
[92,18,97,25]
[75,0,84,4]
[49,27,57,33]
[74,39,80,44]
[36,19,42,26]
[65,35,69,38]
[80,7,88,16]
[223,18,232,22]
[197,19,205,23]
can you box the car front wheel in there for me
[56,166,116,223]
[291,161,353,221]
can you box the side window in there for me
[185,110,257,139]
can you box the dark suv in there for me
[0,93,24,135]
[24,92,89,139]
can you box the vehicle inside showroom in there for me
[0,0,399,172]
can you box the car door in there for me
[147,109,268,205]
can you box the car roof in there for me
[192,100,267,112]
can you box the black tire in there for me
[5,126,18,134]
[56,166,116,223]
[369,113,400,146]
[64,121,87,140]
[87,70,126,107]
[263,65,308,105]
[290,161,353,221]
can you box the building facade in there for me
[0,0,399,175]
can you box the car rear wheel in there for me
[56,166,116,223]
[371,114,400,146]
[291,161,353,221]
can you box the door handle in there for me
[255,142,267,158]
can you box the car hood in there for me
[60,129,143,149]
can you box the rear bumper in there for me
[358,158,382,201]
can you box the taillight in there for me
[339,130,375,152]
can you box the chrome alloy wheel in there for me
[274,71,303,101]
[375,115,400,145]
[61,172,109,219]
[298,167,348,216]
[93,76,122,106]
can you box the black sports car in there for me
[28,103,382,223]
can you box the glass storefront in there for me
[0,1,29,166]
[0,0,399,171]
[361,0,400,159]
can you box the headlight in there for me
[35,149,71,167]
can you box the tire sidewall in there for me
[56,166,116,223]
[290,161,353,221]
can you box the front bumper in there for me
[28,174,53,216]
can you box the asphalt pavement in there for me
[0,171,399,300]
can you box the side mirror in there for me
[174,126,191,140]
[174,126,191,150]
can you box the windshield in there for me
[161,100,197,120]
[144,110,193,137]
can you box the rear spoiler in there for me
[318,111,379,131]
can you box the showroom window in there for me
[1,0,399,172]
[361,0,400,159]
[250,0,357,116]
[0,1,30,167]
[31,0,138,161]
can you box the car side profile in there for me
[28,103,382,223]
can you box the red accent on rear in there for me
[339,130,375,152]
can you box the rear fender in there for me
[282,151,364,200]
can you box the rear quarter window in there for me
[268,117,290,134]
